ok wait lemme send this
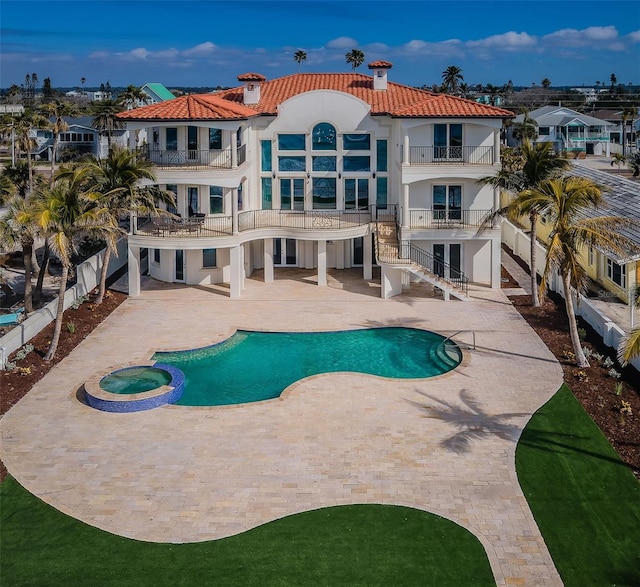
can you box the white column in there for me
[264,238,274,283]
[231,129,238,169]
[363,233,373,280]
[494,129,500,163]
[335,241,345,270]
[317,239,327,286]
[490,237,501,289]
[402,183,410,230]
[403,133,410,165]
[127,245,141,297]
[231,187,239,235]
[381,266,403,299]
[230,245,242,298]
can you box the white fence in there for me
[0,239,128,369]
[502,220,640,372]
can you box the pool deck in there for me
[1,269,564,586]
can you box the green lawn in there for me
[516,384,640,586]
[0,483,493,587]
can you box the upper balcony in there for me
[404,146,495,166]
[141,144,247,170]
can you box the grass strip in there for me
[516,384,640,586]
[0,481,494,587]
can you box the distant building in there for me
[140,83,176,105]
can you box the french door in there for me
[280,178,305,210]
[433,243,461,279]
[274,239,297,266]
[175,250,185,282]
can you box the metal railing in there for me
[238,209,372,231]
[376,240,469,296]
[408,209,492,229]
[406,146,495,165]
[142,146,235,169]
[137,215,233,237]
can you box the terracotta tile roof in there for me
[116,94,259,121]
[368,60,393,69]
[237,73,266,82]
[117,72,514,122]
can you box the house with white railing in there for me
[117,61,514,299]
[508,105,614,157]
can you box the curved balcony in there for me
[141,144,247,170]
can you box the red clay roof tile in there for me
[237,72,266,82]
[117,72,514,122]
[368,60,393,69]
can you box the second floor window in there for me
[209,128,222,150]
[166,128,177,151]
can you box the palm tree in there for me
[0,195,40,313]
[511,111,538,144]
[39,100,80,183]
[11,109,50,196]
[620,106,636,157]
[618,286,640,366]
[520,176,636,367]
[441,66,463,95]
[90,99,124,150]
[293,50,307,72]
[610,153,626,171]
[541,78,551,89]
[33,168,115,361]
[117,85,148,110]
[610,73,617,90]
[64,147,174,304]
[478,141,570,307]
[345,49,365,71]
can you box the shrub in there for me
[608,368,622,380]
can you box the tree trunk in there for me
[34,241,51,304]
[529,211,540,307]
[44,264,69,362]
[95,244,112,305]
[50,137,58,186]
[562,271,589,368]
[22,242,34,314]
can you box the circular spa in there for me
[84,363,185,412]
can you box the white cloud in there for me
[467,31,537,49]
[326,37,358,50]
[628,30,640,42]
[543,26,618,47]
[183,42,217,57]
[128,48,150,60]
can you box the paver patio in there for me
[0,269,564,586]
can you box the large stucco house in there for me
[117,62,514,299]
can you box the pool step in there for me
[430,341,462,372]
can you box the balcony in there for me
[405,146,495,165]
[142,143,246,170]
[408,209,492,229]
[134,209,372,239]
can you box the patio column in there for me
[231,130,238,169]
[363,233,373,280]
[317,239,327,286]
[230,245,242,298]
[494,129,500,163]
[127,245,141,297]
[402,184,410,230]
[403,133,410,165]
[490,237,501,289]
[264,238,274,283]
[231,187,239,235]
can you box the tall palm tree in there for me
[520,176,636,367]
[345,49,365,71]
[479,140,570,306]
[11,109,50,196]
[293,50,307,72]
[117,85,148,110]
[511,111,538,144]
[441,66,463,95]
[620,106,636,157]
[39,100,80,183]
[618,286,640,366]
[90,99,124,150]
[33,168,115,361]
[0,195,40,313]
[64,147,174,304]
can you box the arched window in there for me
[312,122,336,151]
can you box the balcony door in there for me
[280,178,305,210]
[187,126,198,161]
[434,124,462,160]
[433,185,462,221]
[175,250,185,282]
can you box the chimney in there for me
[237,73,266,105]
[367,61,393,91]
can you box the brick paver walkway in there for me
[1,270,564,586]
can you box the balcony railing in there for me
[406,146,495,165]
[238,209,372,231]
[408,209,492,229]
[136,215,232,237]
[143,146,235,169]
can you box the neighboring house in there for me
[31,116,127,161]
[117,61,514,299]
[503,163,640,305]
[508,105,614,156]
[140,83,175,105]
[591,109,638,154]
[570,87,599,104]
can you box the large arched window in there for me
[312,122,336,151]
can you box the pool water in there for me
[99,366,173,395]
[153,327,460,406]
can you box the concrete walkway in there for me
[1,270,564,586]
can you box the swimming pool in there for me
[153,327,461,406]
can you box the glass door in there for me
[280,179,305,210]
[175,250,185,282]
[274,239,297,266]
[432,243,461,279]
[187,126,198,160]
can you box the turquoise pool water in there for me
[153,327,460,406]
[99,366,173,395]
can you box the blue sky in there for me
[2,0,639,89]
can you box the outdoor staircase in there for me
[374,221,469,301]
